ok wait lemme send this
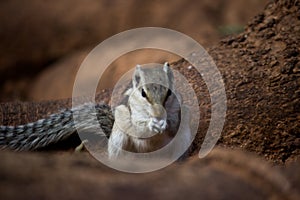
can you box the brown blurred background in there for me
[0,0,269,101]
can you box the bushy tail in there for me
[0,103,113,150]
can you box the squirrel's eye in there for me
[141,89,147,98]
[167,89,172,97]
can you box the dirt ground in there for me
[0,0,299,199]
[179,0,300,165]
[0,0,268,101]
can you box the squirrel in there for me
[0,62,191,160]
[108,62,192,159]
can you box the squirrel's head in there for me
[127,62,175,133]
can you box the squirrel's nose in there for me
[151,104,167,119]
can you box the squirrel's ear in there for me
[132,64,141,88]
[163,62,174,82]
[163,62,170,73]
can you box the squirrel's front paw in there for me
[148,118,167,133]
